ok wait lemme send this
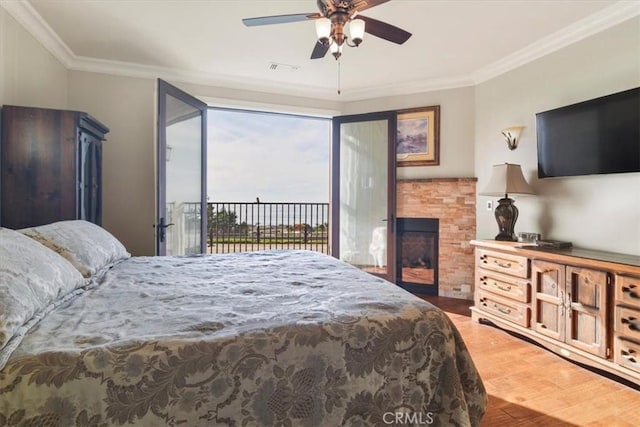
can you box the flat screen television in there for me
[536,87,640,178]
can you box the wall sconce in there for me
[501,125,524,150]
[480,163,535,241]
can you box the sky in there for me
[207,109,331,203]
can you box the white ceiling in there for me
[3,0,638,101]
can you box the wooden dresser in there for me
[1,105,109,229]
[471,240,640,385]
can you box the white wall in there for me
[475,17,640,255]
[0,8,67,108]
[67,71,156,256]
[341,86,476,180]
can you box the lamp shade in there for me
[330,41,343,59]
[315,17,331,42]
[480,163,534,197]
[349,19,365,44]
[501,125,524,150]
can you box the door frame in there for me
[331,110,397,283]
[156,79,208,255]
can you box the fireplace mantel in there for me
[396,178,477,299]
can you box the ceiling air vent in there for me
[268,62,300,72]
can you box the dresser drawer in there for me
[615,275,640,309]
[477,270,530,302]
[477,290,530,327]
[477,249,529,278]
[615,305,640,341]
[614,337,640,374]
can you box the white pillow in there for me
[21,220,130,278]
[0,228,85,352]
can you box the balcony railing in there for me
[207,201,329,254]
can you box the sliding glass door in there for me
[331,112,396,282]
[157,79,208,255]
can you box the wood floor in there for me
[422,296,640,427]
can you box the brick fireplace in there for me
[396,178,477,299]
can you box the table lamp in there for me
[481,163,534,241]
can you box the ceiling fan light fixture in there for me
[349,18,365,46]
[330,42,343,60]
[243,0,412,61]
[315,17,331,45]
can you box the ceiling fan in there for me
[242,0,412,60]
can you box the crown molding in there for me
[1,0,74,68]
[70,55,343,101]
[3,0,638,101]
[471,1,640,84]
[341,75,475,102]
[66,54,475,102]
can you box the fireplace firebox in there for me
[396,218,439,295]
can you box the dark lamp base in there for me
[494,197,519,242]
[495,233,517,241]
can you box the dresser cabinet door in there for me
[565,267,608,358]
[532,260,565,341]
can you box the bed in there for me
[0,220,486,426]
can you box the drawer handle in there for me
[621,317,639,332]
[494,304,511,315]
[622,349,637,363]
[496,284,512,292]
[494,260,512,269]
[622,285,640,300]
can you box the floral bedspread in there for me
[0,250,486,426]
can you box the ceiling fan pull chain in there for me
[337,60,341,95]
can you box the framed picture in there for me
[396,105,440,167]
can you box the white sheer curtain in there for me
[339,120,388,268]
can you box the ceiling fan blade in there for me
[311,41,330,59]
[351,0,391,13]
[243,12,322,27]
[357,15,412,44]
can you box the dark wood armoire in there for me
[0,105,109,229]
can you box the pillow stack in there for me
[0,220,131,369]
[0,228,85,357]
